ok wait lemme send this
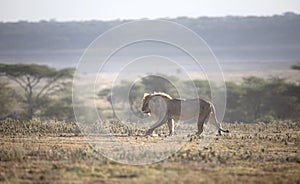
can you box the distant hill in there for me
[0,12,300,63]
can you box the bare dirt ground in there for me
[0,121,299,183]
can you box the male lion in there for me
[141,92,229,136]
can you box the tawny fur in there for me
[141,92,229,136]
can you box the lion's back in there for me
[168,98,206,120]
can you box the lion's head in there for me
[141,93,152,114]
[141,92,172,114]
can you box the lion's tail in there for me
[210,103,229,134]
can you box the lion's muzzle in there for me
[141,107,150,114]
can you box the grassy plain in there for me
[0,120,299,183]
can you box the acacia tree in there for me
[0,64,74,119]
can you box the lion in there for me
[141,92,229,136]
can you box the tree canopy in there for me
[0,64,74,119]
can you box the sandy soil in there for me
[0,121,299,183]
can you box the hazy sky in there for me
[1,0,300,22]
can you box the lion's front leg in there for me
[145,116,168,136]
[167,118,174,136]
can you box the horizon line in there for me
[0,11,298,24]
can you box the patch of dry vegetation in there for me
[0,119,80,137]
[0,120,299,183]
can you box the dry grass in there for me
[0,120,299,183]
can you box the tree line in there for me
[1,12,299,51]
[1,64,299,123]
[1,13,300,61]
[99,73,300,123]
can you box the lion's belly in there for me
[170,106,199,120]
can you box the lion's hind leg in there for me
[196,104,211,135]
[196,112,209,135]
